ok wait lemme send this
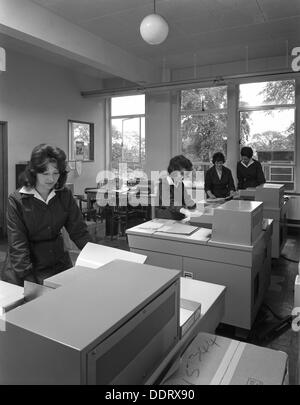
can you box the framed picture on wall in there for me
[68,120,94,162]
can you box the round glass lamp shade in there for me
[140,14,169,45]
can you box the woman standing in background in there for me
[205,152,236,199]
[237,146,266,189]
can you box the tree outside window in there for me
[180,86,228,176]
[110,95,145,171]
[239,80,296,190]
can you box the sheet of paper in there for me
[75,242,147,268]
[137,221,165,230]
[206,196,232,203]
[157,223,198,235]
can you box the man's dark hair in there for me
[22,144,68,189]
[240,146,253,159]
[167,155,193,174]
[212,152,225,164]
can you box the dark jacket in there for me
[237,159,266,189]
[155,177,196,220]
[204,166,235,198]
[3,187,91,286]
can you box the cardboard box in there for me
[180,298,201,338]
[255,183,285,209]
[211,200,263,246]
[162,332,288,385]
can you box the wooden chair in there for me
[74,190,97,222]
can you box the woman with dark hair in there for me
[155,155,196,220]
[237,146,265,189]
[204,152,236,199]
[3,144,91,286]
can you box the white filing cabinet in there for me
[127,219,273,330]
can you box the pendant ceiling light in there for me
[140,0,169,45]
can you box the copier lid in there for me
[5,260,180,351]
[215,200,262,212]
[257,183,284,189]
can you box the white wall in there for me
[145,91,173,175]
[0,49,106,195]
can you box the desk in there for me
[146,277,226,384]
[126,219,273,330]
[85,187,128,210]
[85,188,152,237]
[85,188,152,212]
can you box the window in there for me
[68,120,94,161]
[110,95,145,170]
[239,80,296,191]
[180,86,228,175]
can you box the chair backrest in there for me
[84,187,97,193]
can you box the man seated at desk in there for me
[204,152,236,199]
[155,155,196,220]
[237,146,266,190]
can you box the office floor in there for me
[0,222,299,385]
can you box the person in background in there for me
[155,155,196,220]
[205,152,236,199]
[237,146,266,189]
[3,144,91,286]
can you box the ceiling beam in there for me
[0,0,159,84]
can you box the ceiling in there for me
[0,32,115,79]
[2,0,300,83]
[27,0,300,71]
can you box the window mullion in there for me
[239,104,295,113]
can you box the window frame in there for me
[179,85,229,166]
[238,78,296,192]
[109,94,146,169]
